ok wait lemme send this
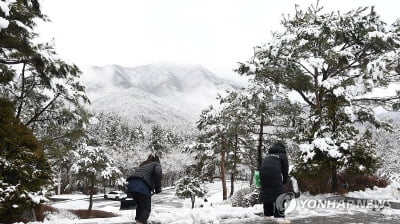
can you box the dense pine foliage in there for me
[0,98,51,223]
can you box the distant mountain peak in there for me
[81,63,242,132]
[86,63,239,97]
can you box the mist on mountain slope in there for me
[80,63,243,132]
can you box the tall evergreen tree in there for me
[238,3,400,192]
[217,91,252,196]
[197,105,230,200]
[0,0,89,162]
[1,1,91,198]
[195,82,301,197]
[238,81,302,169]
[0,98,51,223]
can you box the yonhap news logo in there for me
[275,193,389,215]
[276,192,297,215]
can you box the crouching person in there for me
[127,153,162,224]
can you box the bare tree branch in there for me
[25,92,61,126]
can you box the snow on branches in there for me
[71,144,122,184]
[237,3,400,190]
[175,176,207,209]
[0,0,14,30]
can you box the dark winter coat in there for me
[259,145,289,203]
[127,178,151,197]
[127,161,162,194]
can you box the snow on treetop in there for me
[0,0,13,16]
[0,17,9,30]
[368,30,395,42]
[320,77,342,90]
[343,106,356,122]
[0,0,17,30]
[300,137,343,162]
[299,143,316,162]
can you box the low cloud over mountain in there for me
[80,63,242,132]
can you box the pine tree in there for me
[195,81,301,197]
[71,144,122,211]
[147,125,168,155]
[216,91,250,196]
[175,176,207,209]
[238,3,400,192]
[237,81,302,169]
[197,105,229,200]
[0,98,51,223]
[0,0,89,167]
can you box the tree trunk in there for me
[230,172,235,197]
[16,62,26,119]
[230,133,238,197]
[25,93,61,126]
[191,194,195,209]
[314,67,321,110]
[331,169,338,193]
[66,166,70,193]
[220,141,227,200]
[250,168,255,186]
[57,168,62,195]
[257,115,264,169]
[88,180,94,211]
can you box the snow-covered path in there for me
[152,186,185,210]
[238,212,400,224]
[31,180,400,224]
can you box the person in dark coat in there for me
[127,153,162,224]
[259,142,289,218]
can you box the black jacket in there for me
[127,161,162,192]
[259,145,289,203]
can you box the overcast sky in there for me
[37,0,400,81]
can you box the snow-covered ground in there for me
[49,193,104,201]
[346,182,400,202]
[25,180,400,224]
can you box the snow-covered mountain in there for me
[80,64,241,132]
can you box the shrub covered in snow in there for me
[231,187,260,207]
[175,176,207,208]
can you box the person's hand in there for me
[155,188,161,194]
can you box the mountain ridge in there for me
[80,63,241,132]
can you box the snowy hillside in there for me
[80,64,241,131]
